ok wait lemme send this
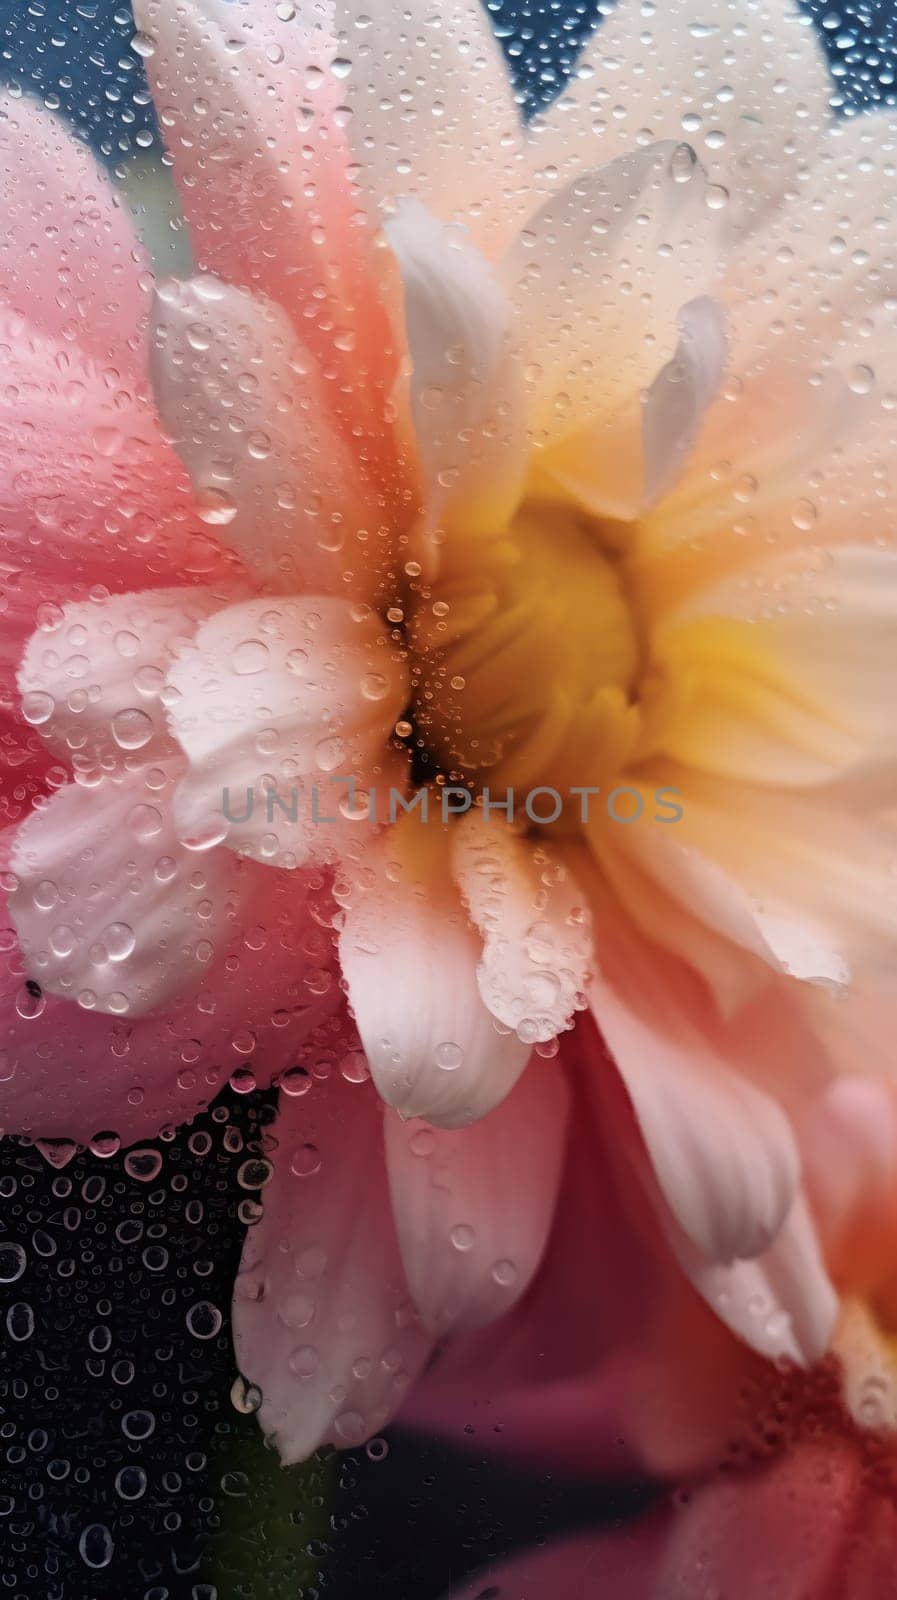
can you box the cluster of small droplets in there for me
[0,1090,349,1597]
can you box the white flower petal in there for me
[607,825,850,990]
[8,767,246,1017]
[503,142,725,518]
[333,0,525,253]
[18,587,218,779]
[637,117,897,603]
[387,201,527,555]
[836,1300,897,1431]
[165,596,408,869]
[384,1058,569,1336]
[534,0,833,239]
[339,812,531,1127]
[642,296,727,509]
[586,877,800,1264]
[645,775,897,988]
[679,1194,837,1366]
[452,814,593,1045]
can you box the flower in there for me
[445,1080,897,1599]
[448,1435,897,1599]
[407,1052,897,1476]
[1,0,895,1461]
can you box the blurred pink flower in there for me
[0,0,895,1462]
[447,1079,897,1596]
[450,1436,897,1600]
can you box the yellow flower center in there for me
[407,502,646,805]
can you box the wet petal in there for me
[535,0,833,239]
[233,1073,431,1464]
[387,202,527,555]
[639,773,897,988]
[339,811,531,1127]
[166,596,408,869]
[18,587,219,779]
[151,276,391,597]
[642,296,727,509]
[132,0,399,411]
[586,878,800,1263]
[334,0,525,254]
[0,93,148,365]
[8,766,249,1018]
[0,852,337,1145]
[452,813,593,1045]
[677,1193,837,1365]
[503,143,725,518]
[384,1058,568,1335]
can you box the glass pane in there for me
[2,2,896,1596]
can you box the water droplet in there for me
[434,1040,464,1071]
[290,1143,322,1178]
[450,1223,475,1252]
[79,1524,114,1569]
[670,143,698,183]
[232,639,269,675]
[186,1300,223,1340]
[848,363,874,395]
[288,1344,319,1377]
[0,1243,26,1283]
[124,1149,163,1183]
[195,487,237,526]
[361,671,390,701]
[115,1466,147,1501]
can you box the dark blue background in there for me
[2,0,897,155]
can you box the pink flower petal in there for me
[585,877,800,1265]
[151,276,394,597]
[232,1072,431,1464]
[334,0,526,256]
[0,317,234,827]
[383,1057,569,1335]
[0,852,338,1145]
[450,1521,668,1600]
[801,1075,897,1294]
[659,1441,862,1598]
[339,812,530,1127]
[408,1022,774,1482]
[0,315,233,707]
[133,0,408,469]
[0,93,149,365]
